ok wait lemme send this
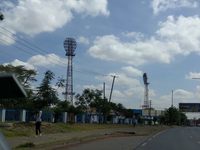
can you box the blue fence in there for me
[0,109,136,125]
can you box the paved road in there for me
[57,135,146,150]
[57,127,200,150]
[136,127,200,150]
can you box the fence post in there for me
[20,109,26,122]
[63,112,67,123]
[82,114,85,123]
[75,115,77,123]
[1,109,6,122]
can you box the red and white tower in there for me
[64,37,76,105]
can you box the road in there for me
[57,127,200,150]
[137,127,200,150]
[57,135,146,150]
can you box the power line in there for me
[0,26,111,77]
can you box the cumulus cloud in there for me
[151,0,198,14]
[3,59,35,70]
[84,66,156,108]
[27,53,67,67]
[77,36,90,45]
[121,66,143,77]
[0,0,109,44]
[4,53,66,70]
[122,31,144,41]
[88,15,200,66]
[154,89,199,109]
[185,72,200,79]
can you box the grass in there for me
[16,142,35,149]
[0,122,137,138]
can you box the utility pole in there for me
[103,82,106,100]
[171,90,174,107]
[109,75,117,103]
[148,100,152,125]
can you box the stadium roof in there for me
[0,74,27,99]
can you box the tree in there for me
[75,88,94,113]
[56,76,65,90]
[160,107,187,125]
[75,88,111,123]
[35,70,59,109]
[0,65,37,89]
[0,65,37,109]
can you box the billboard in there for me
[179,103,200,112]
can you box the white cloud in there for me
[4,53,67,70]
[77,36,90,45]
[121,66,142,77]
[3,59,35,70]
[157,15,200,55]
[86,66,152,108]
[27,53,67,67]
[89,15,200,66]
[88,35,172,66]
[186,72,200,79]
[154,89,199,109]
[122,32,144,41]
[151,0,198,14]
[68,0,109,17]
[0,0,109,44]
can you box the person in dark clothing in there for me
[35,111,42,136]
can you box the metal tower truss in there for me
[143,73,150,109]
[64,37,76,105]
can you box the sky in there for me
[1,0,200,110]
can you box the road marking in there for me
[141,142,147,147]
[153,130,165,138]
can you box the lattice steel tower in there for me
[143,73,150,109]
[64,37,76,105]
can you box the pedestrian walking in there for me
[35,111,42,136]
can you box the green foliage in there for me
[75,88,111,114]
[35,70,59,109]
[74,88,134,123]
[0,65,37,109]
[160,107,187,125]
[75,88,97,113]
[0,64,37,88]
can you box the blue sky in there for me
[1,0,200,109]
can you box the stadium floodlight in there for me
[0,12,4,21]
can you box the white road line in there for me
[153,130,165,138]
[141,142,147,147]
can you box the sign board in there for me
[179,103,200,112]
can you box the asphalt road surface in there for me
[57,136,146,150]
[56,127,200,150]
[136,127,200,150]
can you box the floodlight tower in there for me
[64,37,76,105]
[0,12,4,21]
[143,73,150,109]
